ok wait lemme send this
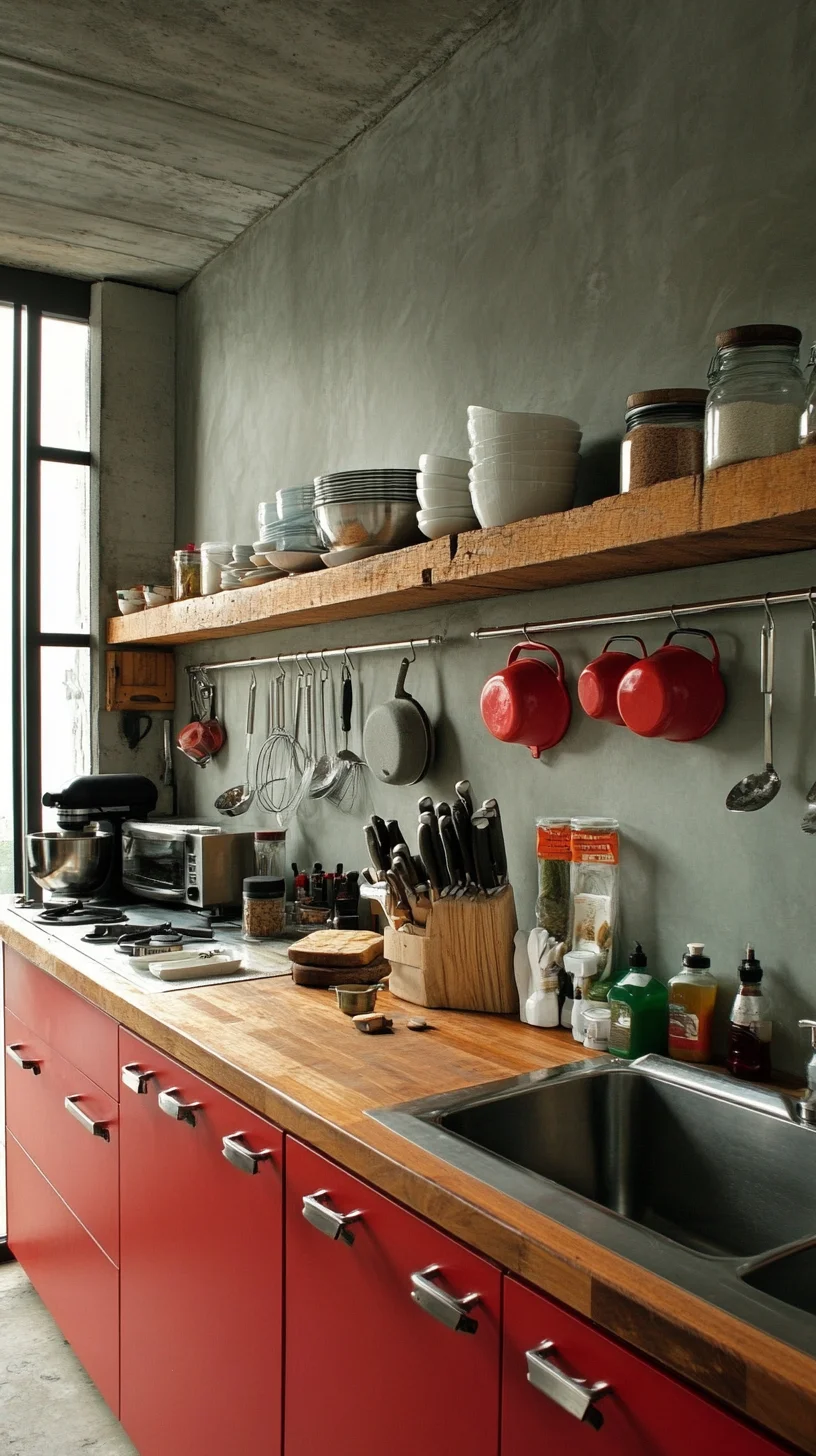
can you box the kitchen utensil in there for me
[455,780,474,816]
[439,814,465,892]
[472,815,497,891]
[364,824,387,880]
[363,655,433,784]
[26,829,114,896]
[390,847,421,892]
[417,818,445,897]
[578,636,648,725]
[327,664,365,806]
[177,669,226,767]
[418,795,434,816]
[727,614,781,812]
[806,608,816,806]
[215,672,257,816]
[386,869,412,920]
[369,815,392,870]
[386,819,408,852]
[419,811,449,892]
[480,642,571,757]
[482,798,507,883]
[329,978,387,1013]
[298,669,317,800]
[310,664,339,798]
[315,498,421,552]
[452,799,477,889]
[618,628,725,741]
[256,666,302,814]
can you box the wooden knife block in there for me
[383,886,518,1014]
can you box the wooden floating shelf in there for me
[107,450,816,648]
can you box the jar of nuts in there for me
[242,876,286,938]
[620,389,707,492]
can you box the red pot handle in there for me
[662,627,720,666]
[507,641,566,681]
[601,635,647,656]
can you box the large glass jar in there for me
[254,830,286,879]
[705,324,805,472]
[173,547,201,601]
[802,343,816,446]
[620,389,706,492]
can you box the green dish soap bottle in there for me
[608,944,668,1059]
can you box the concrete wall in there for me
[174,0,816,1071]
[90,281,175,801]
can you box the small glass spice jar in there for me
[242,876,286,938]
[254,830,286,879]
[802,343,816,446]
[173,546,201,601]
[620,389,707,492]
[705,324,805,472]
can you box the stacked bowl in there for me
[416,454,479,539]
[221,542,280,589]
[467,406,581,527]
[314,469,421,561]
[255,490,324,573]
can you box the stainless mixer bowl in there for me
[26,829,114,895]
[315,498,421,551]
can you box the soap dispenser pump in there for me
[607,944,668,1060]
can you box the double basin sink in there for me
[371,1055,816,1355]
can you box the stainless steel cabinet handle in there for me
[121,1063,156,1095]
[158,1088,202,1127]
[526,1342,611,1429]
[302,1190,363,1245]
[222,1132,273,1175]
[64,1094,110,1141]
[410,1265,480,1334]
[6,1043,41,1075]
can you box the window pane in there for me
[40,316,89,451]
[40,646,91,828]
[0,305,14,891]
[40,460,90,633]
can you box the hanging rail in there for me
[186,634,443,675]
[470,587,816,641]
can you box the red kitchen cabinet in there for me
[6,1132,119,1413]
[118,1029,284,1456]
[501,1275,790,1455]
[284,1136,502,1456]
[4,947,119,1096]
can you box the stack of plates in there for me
[467,407,581,527]
[416,453,479,538]
[256,486,324,572]
[314,470,421,554]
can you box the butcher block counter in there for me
[1,904,813,1454]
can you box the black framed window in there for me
[0,267,92,892]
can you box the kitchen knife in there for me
[386,819,408,852]
[482,798,507,883]
[419,810,450,890]
[370,815,392,872]
[435,800,452,821]
[417,819,444,897]
[364,824,386,881]
[472,814,497,892]
[439,813,465,892]
[452,798,477,889]
[417,795,435,817]
[455,779,475,817]
[391,846,420,890]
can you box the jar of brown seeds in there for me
[620,389,707,492]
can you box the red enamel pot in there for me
[578,636,648,725]
[480,642,571,758]
[617,628,725,741]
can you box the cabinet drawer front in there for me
[4,947,119,1097]
[285,1136,501,1456]
[7,1133,119,1415]
[501,1276,788,1455]
[5,1009,119,1261]
[119,1030,284,1456]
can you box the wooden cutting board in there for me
[288,930,384,968]
[291,958,389,988]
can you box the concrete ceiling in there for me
[0,1,508,291]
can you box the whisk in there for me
[255,660,305,817]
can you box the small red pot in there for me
[480,642,571,758]
[578,636,647,725]
[617,628,725,741]
[177,717,226,765]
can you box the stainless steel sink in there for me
[371,1055,816,1356]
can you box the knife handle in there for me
[455,779,475,817]
[439,815,464,889]
[370,815,392,871]
[418,821,443,895]
[364,824,385,879]
[418,796,435,817]
[472,816,496,891]
[420,812,450,889]
[386,820,407,852]
[452,800,477,884]
[483,799,507,882]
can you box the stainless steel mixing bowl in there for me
[315,498,421,551]
[26,829,114,894]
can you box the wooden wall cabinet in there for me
[105,648,174,711]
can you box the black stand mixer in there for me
[28,773,158,904]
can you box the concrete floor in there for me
[0,1260,135,1454]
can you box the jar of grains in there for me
[705,324,805,472]
[802,343,816,446]
[173,547,201,601]
[242,876,286,938]
[620,389,707,492]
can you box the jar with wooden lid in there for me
[242,875,286,938]
[705,324,805,472]
[802,343,816,446]
[173,547,201,601]
[620,389,707,492]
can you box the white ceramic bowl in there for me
[469,425,580,451]
[417,509,480,539]
[468,405,580,430]
[469,437,579,463]
[418,485,475,511]
[470,462,578,486]
[118,598,145,615]
[469,480,575,528]
[418,453,470,478]
[416,471,471,493]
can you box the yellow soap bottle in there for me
[668,942,717,1063]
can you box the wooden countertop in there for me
[1,907,813,1453]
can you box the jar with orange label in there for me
[668,942,718,1063]
[535,818,571,940]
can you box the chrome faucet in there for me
[797,1020,816,1124]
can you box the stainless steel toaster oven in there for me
[121,820,256,910]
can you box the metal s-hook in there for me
[522,623,535,644]
[342,647,355,675]
[319,649,330,680]
[669,605,681,634]
[406,639,417,664]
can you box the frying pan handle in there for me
[602,635,647,656]
[663,628,720,666]
[507,642,566,682]
[341,667,353,735]
[394,657,412,699]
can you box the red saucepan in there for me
[177,669,226,767]
[617,628,725,741]
[480,642,571,758]
[578,636,648,725]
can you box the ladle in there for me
[805,599,816,809]
[726,607,781,813]
[215,671,257,817]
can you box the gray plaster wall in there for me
[175,0,816,1071]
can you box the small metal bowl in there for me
[315,498,421,551]
[329,982,387,1016]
